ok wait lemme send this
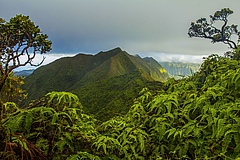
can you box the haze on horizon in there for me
[1,0,240,64]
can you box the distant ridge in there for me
[159,61,200,78]
[14,69,34,77]
[23,47,168,120]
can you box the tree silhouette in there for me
[188,8,240,50]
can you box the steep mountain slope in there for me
[143,57,168,80]
[24,48,121,98]
[23,47,168,120]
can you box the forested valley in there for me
[1,8,240,159]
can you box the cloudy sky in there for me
[1,0,240,64]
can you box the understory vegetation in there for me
[1,51,240,159]
[1,8,240,159]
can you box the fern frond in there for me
[68,151,101,160]
[3,113,25,133]
[36,138,49,154]
[45,91,82,111]
[23,111,33,133]
[66,154,80,160]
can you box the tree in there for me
[188,8,240,50]
[0,14,52,91]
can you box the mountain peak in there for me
[108,47,123,53]
[97,47,123,55]
[143,57,160,65]
[94,47,124,60]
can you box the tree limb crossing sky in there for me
[1,0,240,63]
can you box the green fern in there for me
[36,138,49,154]
[46,91,82,111]
[66,151,101,160]
[3,112,25,133]
[23,111,33,133]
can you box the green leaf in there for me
[138,133,145,152]
[66,154,80,160]
[222,135,232,153]
[166,128,176,139]
[187,139,197,147]
[216,118,226,139]
[24,111,33,132]
[65,132,72,142]
[98,142,107,154]
[224,129,238,136]
[183,123,195,137]
[52,113,59,123]
[234,133,240,153]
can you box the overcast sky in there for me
[1,0,240,64]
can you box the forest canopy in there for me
[1,9,240,159]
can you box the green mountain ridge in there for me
[23,47,168,120]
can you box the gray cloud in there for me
[1,0,240,62]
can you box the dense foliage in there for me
[1,10,240,159]
[1,49,240,159]
[72,71,163,121]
